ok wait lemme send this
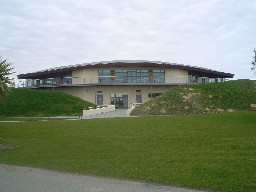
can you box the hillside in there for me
[0,88,95,116]
[131,80,256,116]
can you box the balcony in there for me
[21,75,225,88]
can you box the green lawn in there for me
[0,112,256,192]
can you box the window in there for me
[139,70,149,83]
[199,77,209,84]
[64,76,72,84]
[114,69,149,83]
[98,69,164,84]
[115,70,128,83]
[148,93,162,98]
[153,70,165,83]
[52,77,60,85]
[98,70,111,83]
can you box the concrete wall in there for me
[55,85,173,107]
[72,68,98,84]
[165,69,188,83]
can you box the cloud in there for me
[0,0,256,80]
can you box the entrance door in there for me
[110,93,129,109]
[123,94,128,109]
[97,94,103,106]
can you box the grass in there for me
[0,88,95,116]
[131,80,256,116]
[0,112,256,192]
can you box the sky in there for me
[1,0,256,83]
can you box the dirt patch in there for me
[182,93,193,100]
[160,108,167,114]
[217,108,225,113]
[159,101,166,104]
[227,109,236,112]
[181,92,201,101]
[250,104,256,108]
[205,108,211,113]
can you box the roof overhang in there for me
[17,60,234,79]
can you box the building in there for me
[17,60,234,108]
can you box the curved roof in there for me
[17,60,234,79]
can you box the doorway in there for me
[97,92,103,106]
[135,90,142,104]
[111,93,129,109]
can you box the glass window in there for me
[98,69,165,84]
[115,70,127,83]
[64,77,72,84]
[114,69,149,83]
[98,70,111,83]
[148,93,162,98]
[153,70,165,83]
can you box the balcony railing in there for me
[22,76,225,88]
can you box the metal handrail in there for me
[23,75,225,87]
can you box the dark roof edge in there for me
[17,60,234,79]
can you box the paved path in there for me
[0,164,205,192]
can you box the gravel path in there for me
[0,164,206,192]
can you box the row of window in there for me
[26,76,72,87]
[25,73,225,87]
[98,69,165,83]
[188,76,224,84]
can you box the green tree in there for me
[0,57,14,99]
[252,48,256,75]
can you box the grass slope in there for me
[0,112,256,192]
[131,80,256,116]
[0,88,94,116]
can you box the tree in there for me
[0,57,14,99]
[252,48,256,75]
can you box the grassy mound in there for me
[131,80,256,116]
[0,88,95,116]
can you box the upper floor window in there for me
[98,70,111,83]
[64,76,72,84]
[98,69,165,84]
[115,69,149,83]
[115,70,128,83]
[153,70,165,83]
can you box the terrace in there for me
[22,75,225,88]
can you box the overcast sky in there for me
[1,0,256,81]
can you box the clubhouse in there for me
[17,60,234,109]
